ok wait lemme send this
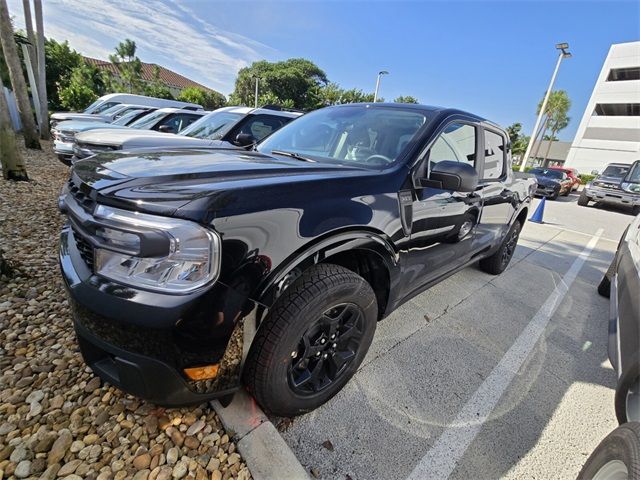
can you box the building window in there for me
[607,67,640,81]
[593,103,640,116]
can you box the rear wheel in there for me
[578,190,591,207]
[632,205,640,216]
[578,422,640,480]
[243,263,377,417]
[479,220,522,275]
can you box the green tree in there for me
[144,65,174,100]
[177,86,226,110]
[58,62,106,111]
[229,58,328,110]
[108,39,143,94]
[531,90,571,161]
[394,96,419,104]
[44,38,82,110]
[506,122,529,160]
[317,82,376,106]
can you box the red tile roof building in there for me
[84,57,215,97]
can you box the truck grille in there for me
[72,226,95,270]
[68,178,96,213]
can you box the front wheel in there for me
[243,263,377,417]
[479,220,522,275]
[578,422,640,480]
[578,190,591,207]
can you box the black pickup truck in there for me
[58,103,535,416]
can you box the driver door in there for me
[399,120,482,298]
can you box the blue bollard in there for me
[529,197,546,223]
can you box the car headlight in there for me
[621,182,640,193]
[92,205,220,293]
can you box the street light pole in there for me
[254,77,259,109]
[373,70,388,102]
[519,44,571,172]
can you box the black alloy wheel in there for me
[288,303,364,395]
[501,224,520,269]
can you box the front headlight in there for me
[92,205,220,293]
[621,182,640,193]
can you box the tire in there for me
[616,374,640,424]
[243,263,377,417]
[577,422,640,480]
[563,187,571,196]
[598,259,615,298]
[632,205,640,216]
[578,190,591,207]
[479,220,522,275]
[549,190,559,200]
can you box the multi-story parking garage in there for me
[565,41,640,174]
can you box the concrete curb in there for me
[212,390,310,480]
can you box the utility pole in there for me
[373,70,388,103]
[519,43,571,172]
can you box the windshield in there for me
[530,168,564,179]
[101,104,126,116]
[83,99,101,113]
[257,105,429,168]
[180,111,243,139]
[128,110,167,130]
[601,165,630,178]
[111,109,146,126]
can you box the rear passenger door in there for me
[475,127,514,246]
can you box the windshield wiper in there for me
[271,150,316,163]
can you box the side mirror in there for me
[158,125,175,134]
[235,133,255,146]
[426,161,478,192]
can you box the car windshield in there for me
[128,110,167,130]
[530,168,564,179]
[100,104,126,116]
[601,165,630,178]
[257,105,430,168]
[180,111,243,139]
[111,109,146,126]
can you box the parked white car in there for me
[50,93,203,128]
[70,108,212,161]
[71,106,302,161]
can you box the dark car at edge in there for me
[58,103,535,416]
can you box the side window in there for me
[233,115,289,142]
[428,123,476,171]
[157,114,200,133]
[483,130,506,180]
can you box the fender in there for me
[253,227,399,308]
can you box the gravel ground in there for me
[0,140,250,480]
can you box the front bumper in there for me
[535,185,559,197]
[53,140,74,164]
[59,225,256,406]
[584,186,640,207]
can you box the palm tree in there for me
[531,90,571,163]
[0,0,41,149]
[0,75,29,180]
[34,0,49,140]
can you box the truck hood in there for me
[74,129,212,149]
[55,120,126,133]
[71,149,375,222]
[52,112,108,122]
[593,175,624,187]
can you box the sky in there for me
[6,0,640,141]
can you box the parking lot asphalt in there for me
[275,193,636,480]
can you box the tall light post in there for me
[253,76,260,108]
[373,70,388,102]
[519,43,571,172]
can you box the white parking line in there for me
[407,228,604,480]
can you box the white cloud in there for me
[6,0,277,95]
